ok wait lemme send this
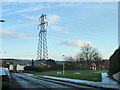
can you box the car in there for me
[0,67,11,89]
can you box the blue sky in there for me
[1,2,118,60]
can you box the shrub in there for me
[109,47,120,77]
[24,66,48,72]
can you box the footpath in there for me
[40,73,120,90]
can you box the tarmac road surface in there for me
[10,73,105,90]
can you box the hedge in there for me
[109,47,120,76]
[24,66,48,72]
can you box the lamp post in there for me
[0,20,5,22]
[62,55,65,74]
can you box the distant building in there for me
[100,59,109,69]
[16,64,25,72]
[37,63,46,67]
[9,64,14,70]
[34,59,46,66]
[91,63,96,70]
[56,59,109,70]
[1,59,32,72]
[46,59,56,67]
[55,61,63,65]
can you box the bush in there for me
[24,66,48,72]
[109,47,120,77]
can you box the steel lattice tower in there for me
[37,14,48,60]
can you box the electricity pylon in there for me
[37,14,48,60]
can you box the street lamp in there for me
[62,55,65,74]
[0,20,5,22]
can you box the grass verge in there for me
[24,70,105,82]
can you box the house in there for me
[91,63,96,70]
[46,59,56,67]
[37,63,46,67]
[55,61,63,65]
[101,59,109,69]
[16,64,25,72]
[9,64,13,71]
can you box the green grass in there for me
[24,70,108,82]
[50,73,101,82]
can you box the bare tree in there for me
[76,53,84,62]
[63,44,102,70]
[77,44,102,70]
[64,56,75,62]
[64,55,75,67]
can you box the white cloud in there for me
[21,14,38,20]
[47,14,60,25]
[16,6,49,13]
[50,25,68,33]
[0,29,36,38]
[46,14,69,34]
[61,40,91,47]
[5,6,50,16]
[16,20,23,23]
[18,14,68,34]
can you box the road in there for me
[10,73,104,90]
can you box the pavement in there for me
[38,73,120,90]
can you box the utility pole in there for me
[37,14,48,60]
[32,59,34,66]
